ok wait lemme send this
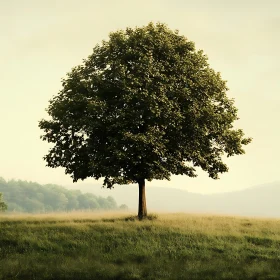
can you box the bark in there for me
[138,178,147,220]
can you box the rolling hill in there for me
[66,181,280,217]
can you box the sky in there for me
[0,0,279,194]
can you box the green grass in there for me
[1,212,280,279]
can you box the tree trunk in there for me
[138,179,147,220]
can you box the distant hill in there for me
[2,176,279,217]
[0,177,121,213]
[66,181,280,218]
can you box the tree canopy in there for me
[39,22,251,218]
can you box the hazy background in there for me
[1,0,279,195]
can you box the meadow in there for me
[1,212,280,280]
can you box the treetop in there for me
[39,22,251,188]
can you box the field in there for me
[1,212,280,280]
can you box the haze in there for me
[1,0,279,194]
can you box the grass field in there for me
[1,212,280,280]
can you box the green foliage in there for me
[0,192,7,212]
[39,22,251,188]
[0,213,280,279]
[0,177,118,213]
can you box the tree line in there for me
[0,177,125,213]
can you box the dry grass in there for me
[0,210,131,221]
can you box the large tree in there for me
[39,22,251,219]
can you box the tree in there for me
[39,22,251,219]
[119,204,129,211]
[0,193,7,212]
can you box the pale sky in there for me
[0,0,279,194]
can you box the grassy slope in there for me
[0,212,280,280]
